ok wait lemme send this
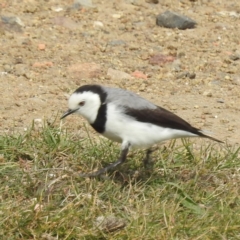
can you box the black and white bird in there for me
[61,84,223,177]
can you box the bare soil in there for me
[1,0,240,145]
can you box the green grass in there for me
[0,122,240,239]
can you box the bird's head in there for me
[61,90,102,124]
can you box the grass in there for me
[0,122,240,239]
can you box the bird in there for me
[61,84,223,177]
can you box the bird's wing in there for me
[104,87,156,110]
[125,106,223,143]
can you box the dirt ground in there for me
[0,0,240,146]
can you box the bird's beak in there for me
[60,108,79,119]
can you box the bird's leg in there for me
[143,146,159,168]
[79,142,130,177]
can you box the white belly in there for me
[102,104,197,148]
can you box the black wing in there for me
[125,106,223,143]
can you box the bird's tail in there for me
[198,130,223,143]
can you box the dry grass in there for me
[0,122,240,239]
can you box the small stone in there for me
[171,59,181,72]
[176,72,188,79]
[32,62,53,68]
[1,16,24,32]
[93,21,104,28]
[108,40,126,46]
[107,68,132,80]
[226,67,237,74]
[74,0,93,8]
[156,11,197,30]
[34,118,43,128]
[146,0,159,3]
[94,215,126,233]
[112,14,122,19]
[3,64,12,73]
[187,72,196,79]
[229,53,240,61]
[202,109,211,114]
[131,70,148,79]
[38,43,46,50]
[53,17,79,30]
[68,62,102,78]
[203,91,213,97]
[51,6,64,12]
[14,64,28,76]
[24,3,38,13]
[149,54,175,66]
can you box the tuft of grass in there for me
[0,122,240,239]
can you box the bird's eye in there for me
[79,101,85,106]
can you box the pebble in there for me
[14,64,28,77]
[156,11,197,30]
[94,215,126,232]
[146,0,159,3]
[38,43,46,50]
[93,21,104,28]
[34,118,43,128]
[74,0,93,8]
[52,17,79,30]
[1,16,24,32]
[177,72,196,79]
[107,68,133,80]
[3,64,12,73]
[229,53,240,61]
[203,91,213,97]
[131,70,148,79]
[149,54,175,66]
[68,62,102,78]
[112,14,122,19]
[32,62,53,68]
[51,6,64,12]
[24,3,38,13]
[108,40,126,46]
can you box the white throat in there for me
[68,91,102,124]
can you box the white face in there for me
[67,91,101,123]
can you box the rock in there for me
[34,118,43,129]
[131,70,148,79]
[229,53,240,61]
[52,17,79,30]
[94,215,126,232]
[38,43,46,50]
[203,91,213,97]
[14,64,28,77]
[156,11,197,30]
[68,62,102,78]
[108,40,126,46]
[171,59,181,71]
[32,62,53,68]
[24,3,38,13]
[176,71,188,79]
[74,0,93,8]
[51,6,64,12]
[146,0,159,3]
[187,72,196,79]
[93,21,104,28]
[1,16,24,32]
[149,54,175,66]
[112,14,122,19]
[107,68,133,80]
